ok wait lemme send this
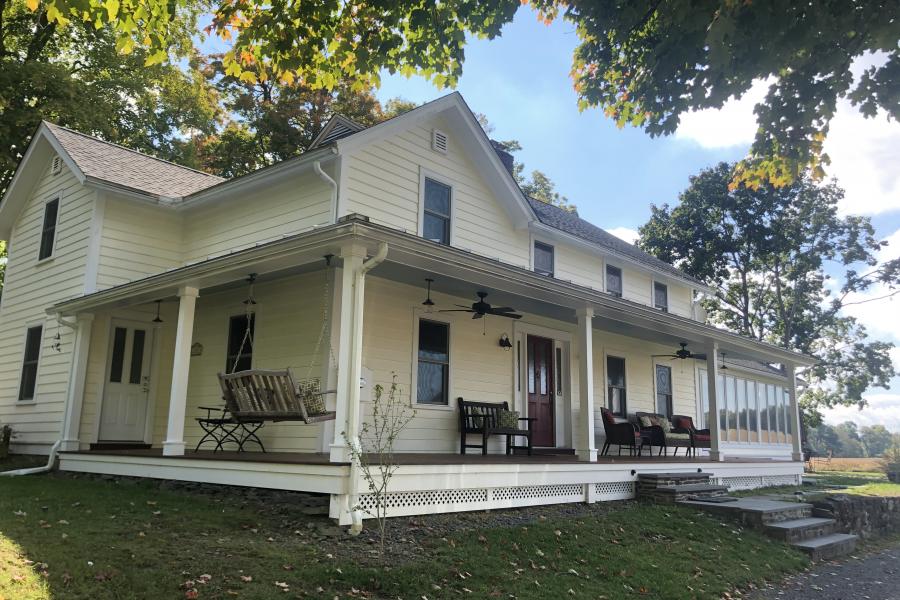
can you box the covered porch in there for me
[51,217,812,522]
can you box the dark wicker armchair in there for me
[671,415,711,457]
[600,408,643,456]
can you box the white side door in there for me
[98,322,153,442]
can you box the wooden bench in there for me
[458,397,534,456]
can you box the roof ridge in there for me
[43,121,226,181]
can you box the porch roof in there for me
[48,215,816,367]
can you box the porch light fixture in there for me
[720,352,729,370]
[499,333,512,351]
[422,278,435,307]
[153,300,164,323]
[243,273,258,305]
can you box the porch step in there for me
[764,517,837,543]
[680,496,813,527]
[640,483,729,504]
[792,533,858,561]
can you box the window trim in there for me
[604,353,628,417]
[653,280,668,312]
[532,240,555,277]
[417,167,455,246]
[17,323,45,403]
[37,196,61,263]
[604,262,623,297]
[225,312,256,374]
[411,314,453,410]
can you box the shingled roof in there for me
[526,197,704,287]
[45,122,224,199]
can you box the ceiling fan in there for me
[440,291,522,320]
[652,342,707,361]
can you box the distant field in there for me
[808,457,882,472]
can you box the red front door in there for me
[527,335,555,447]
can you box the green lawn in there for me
[734,471,900,500]
[0,473,809,599]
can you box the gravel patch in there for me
[749,542,900,600]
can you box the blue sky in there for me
[373,9,900,431]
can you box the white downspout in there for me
[347,242,388,534]
[0,440,61,477]
[313,160,339,223]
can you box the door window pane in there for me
[555,347,563,395]
[18,326,43,401]
[109,327,127,383]
[129,329,147,385]
[534,242,554,277]
[423,178,451,245]
[655,364,672,416]
[606,265,622,297]
[417,319,449,405]
[606,356,627,416]
[227,314,254,373]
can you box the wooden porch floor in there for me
[67,448,793,466]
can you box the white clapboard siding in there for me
[0,160,95,450]
[181,171,333,265]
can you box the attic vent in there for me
[431,129,448,154]
[51,155,62,175]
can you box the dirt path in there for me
[750,541,900,599]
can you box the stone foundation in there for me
[812,494,900,540]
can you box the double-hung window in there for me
[655,364,673,417]
[18,326,43,401]
[653,281,668,312]
[606,356,627,416]
[226,314,255,373]
[423,178,451,245]
[417,319,449,405]
[533,241,554,277]
[39,198,59,260]
[606,265,622,297]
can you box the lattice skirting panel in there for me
[717,474,802,491]
[354,481,636,519]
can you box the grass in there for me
[0,473,809,600]
[736,471,900,500]
[808,457,883,472]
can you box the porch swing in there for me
[217,259,337,427]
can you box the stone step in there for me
[792,533,858,561]
[764,517,837,543]
[680,496,813,526]
[649,483,729,495]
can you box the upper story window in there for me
[533,241,554,277]
[653,281,668,312]
[606,264,622,297]
[39,198,60,261]
[226,314,255,373]
[417,319,449,405]
[423,178,451,245]
[19,325,43,401]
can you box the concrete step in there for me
[764,517,837,543]
[792,533,858,561]
[651,483,729,495]
[680,496,813,526]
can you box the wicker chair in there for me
[600,408,643,456]
[671,415,711,457]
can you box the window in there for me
[39,198,59,260]
[555,346,563,395]
[534,241,554,277]
[417,319,449,405]
[655,364,672,417]
[606,356,627,416]
[606,265,622,297]
[226,314,255,373]
[653,281,668,312]
[423,178,451,245]
[18,326,43,401]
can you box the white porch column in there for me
[162,286,199,456]
[703,340,724,462]
[575,307,597,462]
[60,314,95,452]
[786,362,803,461]
[329,243,368,463]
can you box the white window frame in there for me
[411,312,453,410]
[530,236,555,277]
[604,261,624,297]
[37,195,62,264]
[652,280,668,312]
[417,167,455,246]
[16,321,46,404]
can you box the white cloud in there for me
[608,227,639,245]
[823,393,900,433]
[674,57,900,216]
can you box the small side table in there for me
[195,406,242,452]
